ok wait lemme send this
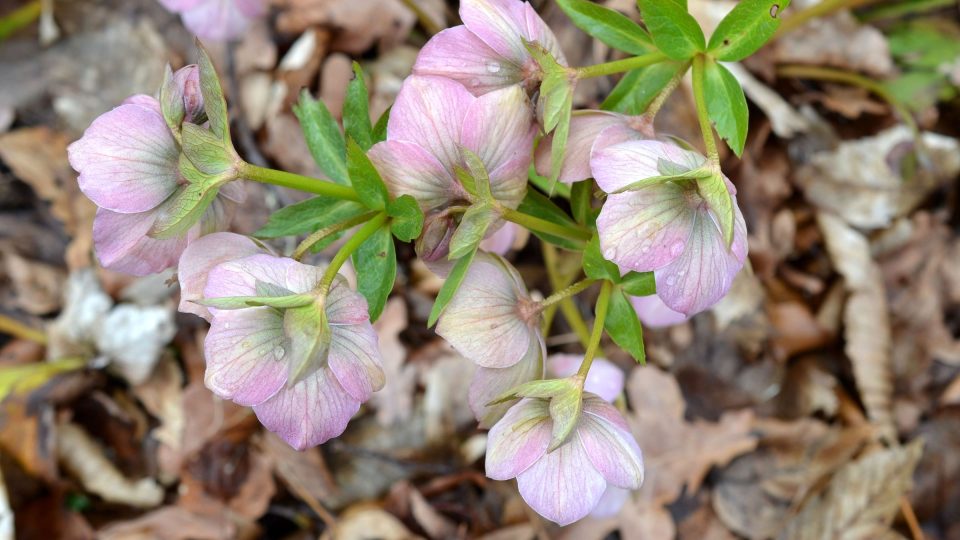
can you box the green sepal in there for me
[293,89,350,185]
[196,293,316,310]
[283,302,331,386]
[181,122,236,175]
[343,62,373,151]
[428,245,478,327]
[487,377,585,451]
[696,172,736,248]
[387,195,424,242]
[526,40,575,192]
[604,287,646,364]
[346,137,388,210]
[196,41,230,143]
[352,224,396,322]
[448,203,497,260]
[460,146,493,202]
[148,155,226,239]
[159,64,185,139]
[611,163,712,193]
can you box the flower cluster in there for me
[70,0,764,527]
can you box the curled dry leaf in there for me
[325,505,421,540]
[275,0,416,55]
[772,10,893,77]
[817,212,896,441]
[98,506,236,540]
[781,440,924,540]
[796,127,960,230]
[57,421,164,508]
[258,431,338,515]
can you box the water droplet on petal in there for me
[604,247,618,260]
[665,275,677,286]
[273,345,285,359]
[670,241,685,257]
[224,322,231,329]
[485,61,502,74]
[469,77,482,88]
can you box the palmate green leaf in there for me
[697,172,735,247]
[620,271,656,296]
[556,0,652,55]
[255,197,366,238]
[352,225,396,321]
[703,58,749,157]
[346,138,388,209]
[372,106,391,145]
[636,0,705,60]
[293,90,350,185]
[448,203,497,259]
[707,0,790,61]
[428,246,478,327]
[196,42,229,142]
[602,60,686,115]
[387,195,423,242]
[516,188,582,251]
[604,287,646,364]
[343,62,374,151]
[583,235,621,282]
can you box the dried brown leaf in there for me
[780,441,923,540]
[370,298,417,426]
[772,10,893,76]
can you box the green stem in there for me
[691,55,720,164]
[292,211,379,261]
[577,280,613,378]
[540,278,597,310]
[501,208,591,245]
[0,313,46,345]
[775,0,879,37]
[642,64,689,119]
[777,64,918,137]
[541,245,592,347]
[860,0,955,21]
[316,212,388,295]
[577,51,669,79]
[240,162,360,202]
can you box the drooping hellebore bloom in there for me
[369,75,535,217]
[534,110,654,184]
[177,231,265,320]
[593,140,748,316]
[186,236,385,449]
[413,0,567,96]
[68,65,245,276]
[486,395,644,525]
[158,0,266,42]
[436,252,544,427]
[629,294,690,328]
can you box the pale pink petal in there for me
[436,253,538,369]
[93,207,191,276]
[279,258,325,293]
[515,437,607,525]
[590,139,705,193]
[177,232,265,320]
[518,0,566,64]
[469,331,544,428]
[180,0,259,41]
[596,183,695,271]
[203,253,298,303]
[325,277,372,325]
[460,0,532,62]
[629,294,689,328]
[219,180,247,203]
[535,111,629,184]
[654,199,747,316]
[69,102,179,213]
[590,486,629,518]
[479,222,517,255]
[123,94,160,109]
[159,0,204,11]
[387,76,475,172]
[547,354,624,403]
[485,398,551,479]
[460,84,534,208]
[414,26,524,95]
[368,140,460,212]
[328,323,385,402]
[253,367,361,450]
[233,0,266,17]
[204,307,288,405]
[578,397,644,489]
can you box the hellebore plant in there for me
[70,0,793,526]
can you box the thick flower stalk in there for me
[593,140,748,316]
[159,0,265,41]
[436,252,545,427]
[486,394,643,525]
[68,65,244,275]
[413,0,567,95]
[178,233,385,450]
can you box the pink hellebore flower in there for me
[413,0,567,96]
[486,395,644,525]
[436,253,544,427]
[547,354,624,404]
[593,140,748,316]
[68,66,244,276]
[630,294,690,328]
[159,0,265,42]
[179,234,385,450]
[369,75,535,215]
[534,110,654,184]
